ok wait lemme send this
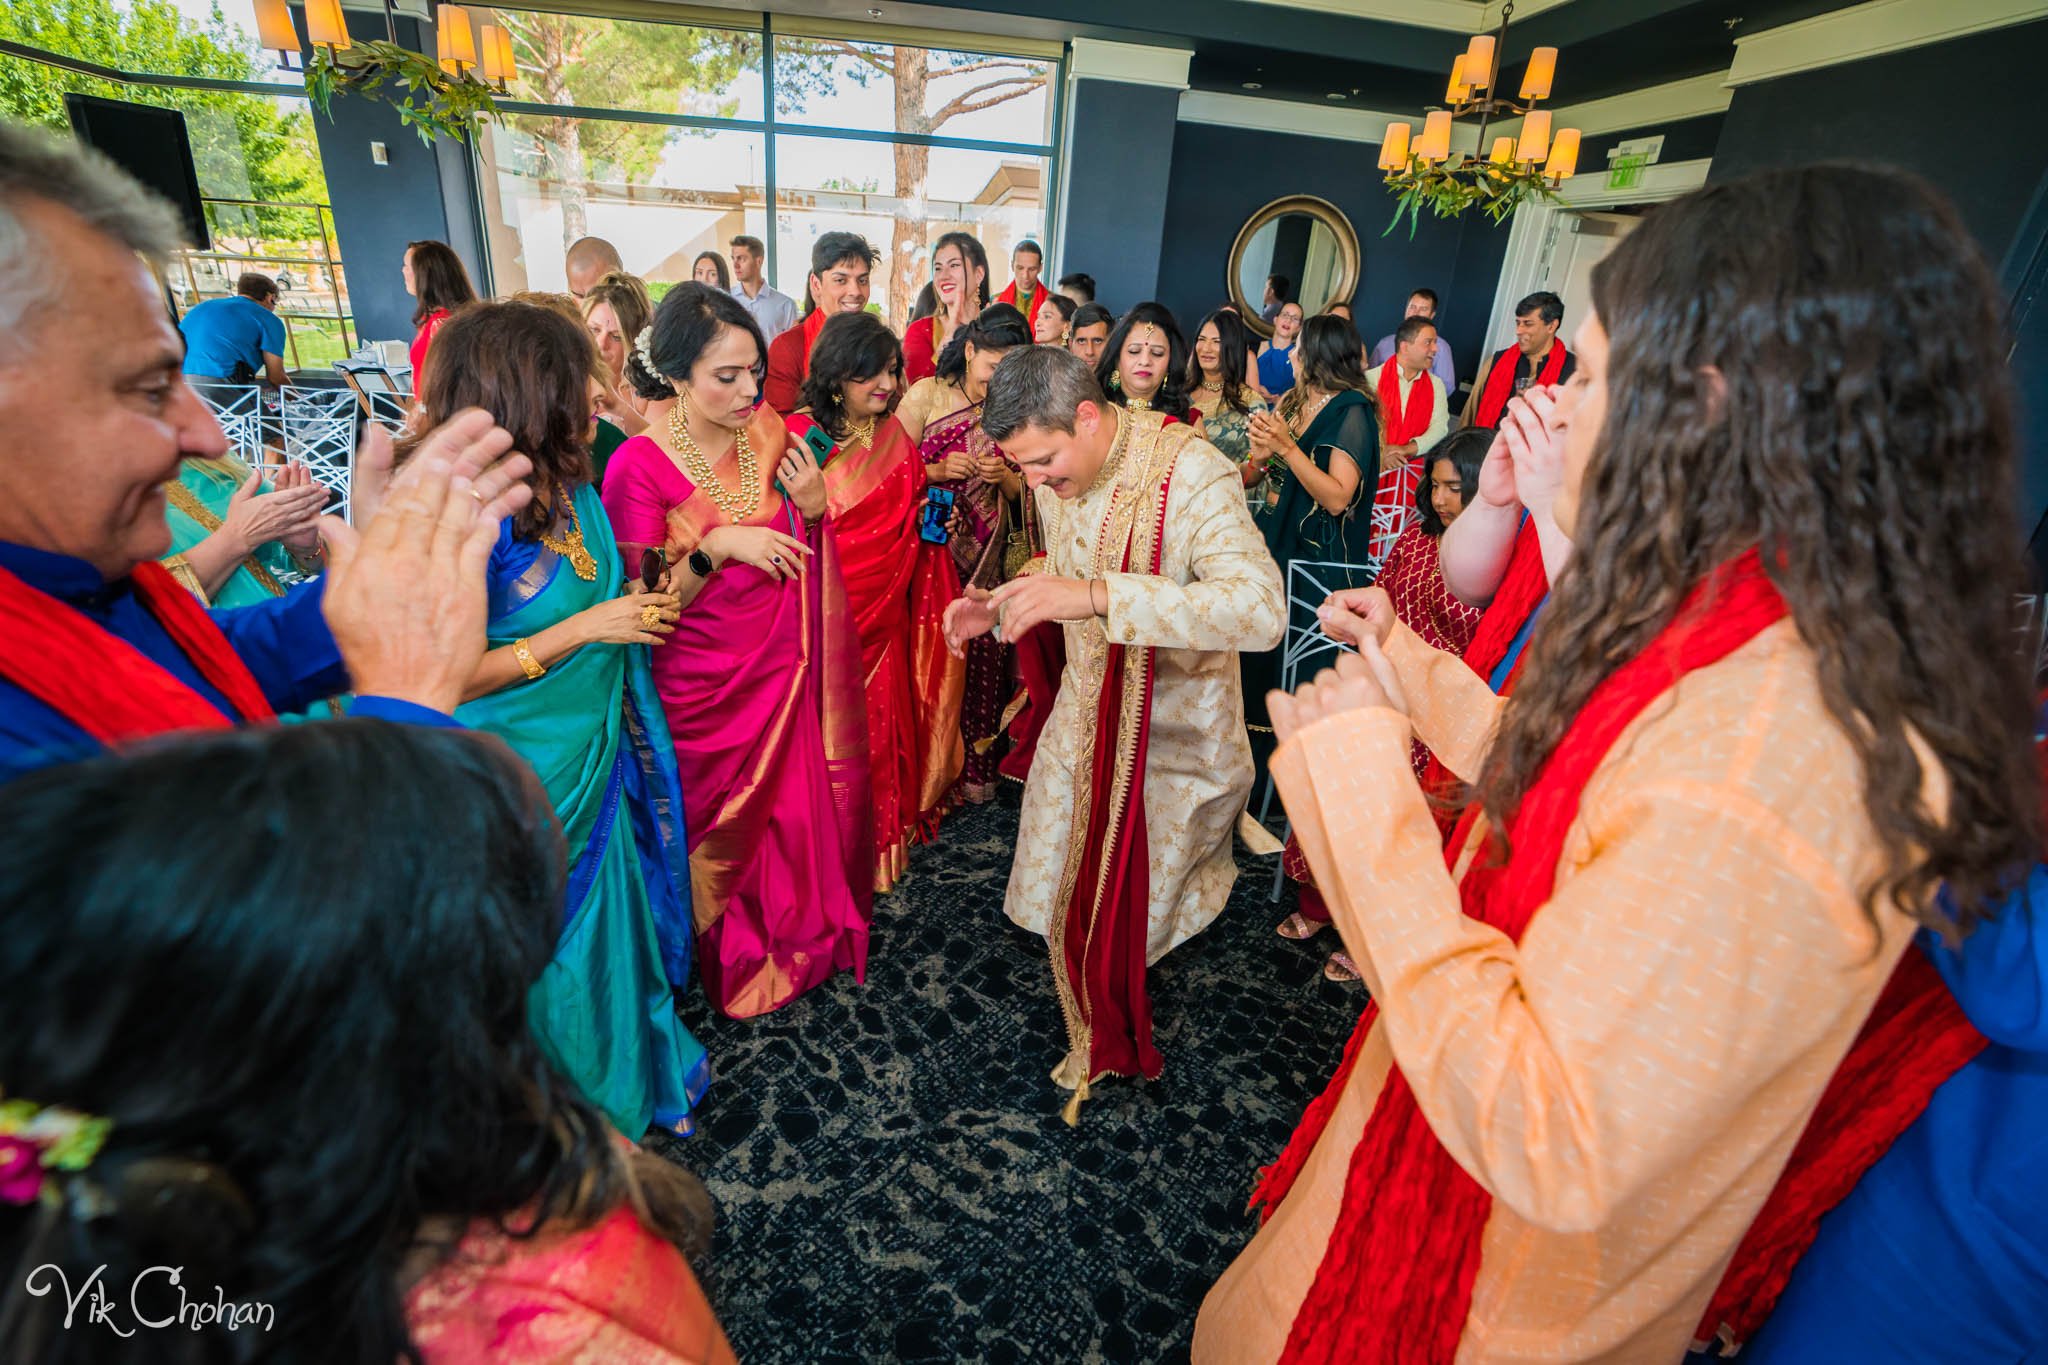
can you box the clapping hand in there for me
[1267,639,1408,745]
[1315,585,1397,650]
[1484,384,1565,519]
[223,463,328,556]
[929,451,977,484]
[319,408,534,714]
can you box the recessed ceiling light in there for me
[1325,92,1345,100]
[1242,81,1263,90]
[867,6,882,15]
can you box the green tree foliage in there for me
[496,13,759,245]
[0,0,328,240]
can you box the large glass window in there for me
[0,49,350,369]
[479,13,1062,327]
[481,116,766,295]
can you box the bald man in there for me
[565,236,624,299]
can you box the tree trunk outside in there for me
[535,19,588,249]
[887,46,930,327]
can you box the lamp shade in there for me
[1520,46,1558,101]
[1489,136,1515,164]
[1445,54,1470,103]
[494,24,516,82]
[304,0,350,50]
[1544,126,1581,180]
[436,3,477,69]
[1415,109,1453,162]
[1378,122,1411,172]
[252,0,300,53]
[1516,109,1552,162]
[478,22,513,82]
[1464,34,1495,89]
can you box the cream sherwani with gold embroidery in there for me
[1003,413,1285,962]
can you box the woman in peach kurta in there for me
[1197,165,2042,1364]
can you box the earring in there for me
[1109,371,1123,391]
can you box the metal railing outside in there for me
[176,199,355,374]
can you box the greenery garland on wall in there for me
[305,41,499,144]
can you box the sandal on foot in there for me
[1276,912,1325,941]
[1323,951,1362,983]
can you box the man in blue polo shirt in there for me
[180,271,287,385]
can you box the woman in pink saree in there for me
[601,283,871,1020]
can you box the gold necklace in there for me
[1198,378,1223,393]
[841,414,878,450]
[1127,395,1154,412]
[536,484,599,581]
[668,402,760,522]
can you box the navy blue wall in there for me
[301,9,483,346]
[1710,20,2048,262]
[1155,119,1510,389]
[1058,80,1181,313]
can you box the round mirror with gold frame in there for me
[1228,195,1362,340]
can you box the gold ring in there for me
[640,604,663,630]
[470,488,484,503]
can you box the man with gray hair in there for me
[0,122,532,780]
[943,345,1283,1121]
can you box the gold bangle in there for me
[513,637,546,680]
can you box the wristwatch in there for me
[687,548,716,578]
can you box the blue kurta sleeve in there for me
[1922,864,2048,1050]
[208,577,348,713]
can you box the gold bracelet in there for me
[513,637,546,680]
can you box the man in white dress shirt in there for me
[727,233,798,341]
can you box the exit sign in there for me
[1607,154,1647,190]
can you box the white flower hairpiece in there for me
[633,325,658,377]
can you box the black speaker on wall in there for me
[63,92,210,251]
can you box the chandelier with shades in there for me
[248,0,514,143]
[1376,0,1582,232]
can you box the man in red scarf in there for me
[0,124,531,781]
[1361,314,1449,569]
[993,239,1050,335]
[1469,290,1575,429]
[762,232,876,414]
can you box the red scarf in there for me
[1476,342,1567,428]
[996,280,1045,332]
[0,559,276,743]
[800,304,829,363]
[1255,550,1787,1363]
[1375,361,1434,445]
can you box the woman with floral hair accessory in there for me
[0,721,734,1364]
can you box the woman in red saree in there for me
[602,283,872,1020]
[785,311,964,891]
[896,303,1035,803]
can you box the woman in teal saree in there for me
[161,454,328,608]
[415,301,709,1138]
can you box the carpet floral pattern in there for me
[655,800,1365,1364]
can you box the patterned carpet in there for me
[655,798,1368,1364]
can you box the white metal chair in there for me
[1255,558,1372,901]
[190,381,267,467]
[279,386,359,520]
